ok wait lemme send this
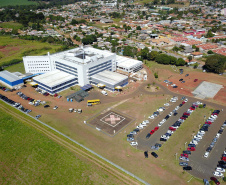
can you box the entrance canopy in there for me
[80,84,92,91]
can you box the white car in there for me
[169,112,173,117]
[167,130,174,134]
[180,156,189,161]
[158,108,164,112]
[175,106,179,110]
[196,101,202,105]
[216,167,225,173]
[190,140,198,145]
[178,119,184,123]
[194,135,202,139]
[140,123,147,127]
[160,119,166,123]
[143,120,149,124]
[130,142,138,146]
[158,122,164,127]
[198,131,205,135]
[204,152,209,158]
[224,151,226,155]
[101,90,108,96]
[164,103,170,106]
[149,115,155,119]
[216,133,221,138]
[213,171,224,177]
[161,135,169,139]
[53,106,58,110]
[170,99,176,103]
[137,125,143,129]
[184,98,188,102]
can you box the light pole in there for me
[199,124,201,129]
[175,153,177,160]
[187,176,193,183]
[185,142,187,150]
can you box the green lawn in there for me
[0,0,36,6]
[0,107,123,185]
[0,22,23,30]
[0,36,62,70]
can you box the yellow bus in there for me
[87,99,101,106]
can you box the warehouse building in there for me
[91,70,128,91]
[0,70,24,88]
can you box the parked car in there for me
[151,152,158,158]
[203,179,210,185]
[179,162,188,166]
[181,153,188,158]
[150,130,155,135]
[210,177,220,185]
[194,79,198,82]
[204,152,209,158]
[144,151,148,158]
[154,126,159,131]
[146,133,151,139]
[187,147,196,151]
[130,142,138,146]
[179,78,183,81]
[213,171,223,177]
[183,166,192,170]
[180,156,189,161]
[216,167,225,173]
[183,150,191,155]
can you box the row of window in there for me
[27,61,49,63]
[89,65,112,76]
[28,64,49,66]
[89,60,111,70]
[55,61,77,71]
[28,67,49,69]
[56,67,78,76]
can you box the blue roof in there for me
[80,84,92,91]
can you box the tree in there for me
[136,26,141,30]
[176,58,186,66]
[188,55,192,62]
[148,51,159,60]
[71,19,78,25]
[193,63,199,69]
[206,30,214,38]
[207,50,214,54]
[82,35,97,45]
[205,54,226,74]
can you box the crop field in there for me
[0,105,125,185]
[0,0,36,7]
[0,36,62,68]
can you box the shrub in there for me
[154,72,158,78]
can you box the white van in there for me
[101,90,108,96]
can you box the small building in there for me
[91,70,128,91]
[0,70,24,88]
[116,55,143,73]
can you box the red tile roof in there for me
[196,44,218,50]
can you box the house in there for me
[100,18,113,23]
[191,52,203,58]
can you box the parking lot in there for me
[189,112,226,179]
[135,99,192,151]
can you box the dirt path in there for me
[0,102,142,185]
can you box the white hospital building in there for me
[23,46,142,94]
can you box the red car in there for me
[190,107,195,110]
[181,153,188,158]
[154,126,159,131]
[54,93,58,97]
[192,104,198,107]
[187,147,196,151]
[169,127,176,131]
[212,113,218,116]
[194,79,198,82]
[221,157,226,161]
[180,117,186,120]
[210,177,220,185]
[182,101,186,104]
[183,112,190,116]
[205,121,212,125]
[150,130,155,135]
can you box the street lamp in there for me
[185,142,187,150]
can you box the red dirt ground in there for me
[159,69,226,105]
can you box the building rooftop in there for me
[0,70,22,82]
[51,46,115,65]
[91,70,128,85]
[33,69,76,88]
[116,55,142,69]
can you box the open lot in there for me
[0,105,124,185]
[0,36,62,67]
[145,60,226,105]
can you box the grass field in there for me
[0,22,23,30]
[0,36,62,68]
[0,105,125,185]
[0,0,36,6]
